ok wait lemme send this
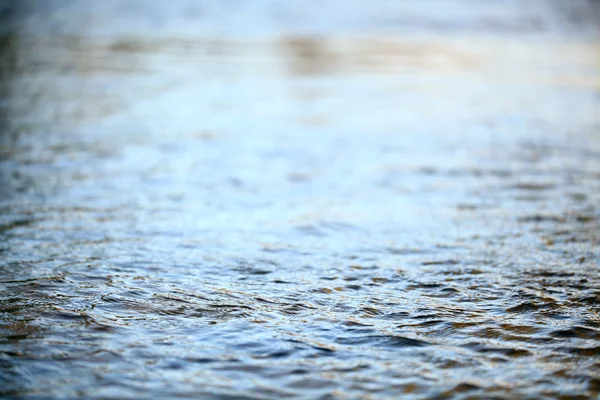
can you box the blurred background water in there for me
[1,1,600,398]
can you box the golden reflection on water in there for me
[6,33,600,79]
[3,32,598,136]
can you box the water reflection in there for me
[0,3,19,152]
[1,1,600,399]
[280,36,339,77]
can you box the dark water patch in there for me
[437,382,480,398]
[574,213,597,223]
[417,166,512,178]
[526,270,577,278]
[506,299,560,314]
[499,324,540,335]
[294,225,327,237]
[463,342,532,357]
[398,319,445,329]
[0,321,41,340]
[285,339,336,354]
[569,193,588,202]
[570,294,600,306]
[421,259,460,266]
[558,346,600,356]
[385,246,431,255]
[281,303,317,316]
[550,326,600,340]
[518,214,566,223]
[0,217,37,233]
[233,260,277,276]
[336,335,430,348]
[512,182,556,191]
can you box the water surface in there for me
[1,1,600,398]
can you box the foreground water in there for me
[1,1,600,398]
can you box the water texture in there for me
[1,1,600,398]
